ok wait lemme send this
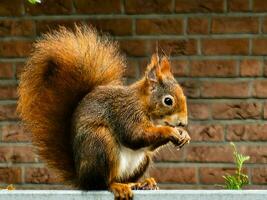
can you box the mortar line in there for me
[120,0,125,14]
[249,0,253,11]
[4,56,267,63]
[183,16,187,36]
[154,162,267,168]
[171,0,175,12]
[223,0,228,12]
[4,12,267,20]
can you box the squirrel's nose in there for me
[176,122,186,127]
[163,114,188,127]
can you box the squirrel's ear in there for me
[145,54,162,83]
[160,56,172,75]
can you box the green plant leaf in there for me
[220,142,250,190]
[27,0,41,4]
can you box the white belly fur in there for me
[117,145,147,179]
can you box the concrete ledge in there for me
[0,190,267,200]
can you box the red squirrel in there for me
[17,25,190,200]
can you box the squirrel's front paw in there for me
[169,127,191,149]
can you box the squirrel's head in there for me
[143,54,187,128]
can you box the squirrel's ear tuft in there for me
[145,54,162,83]
[160,56,172,75]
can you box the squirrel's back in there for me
[17,25,125,183]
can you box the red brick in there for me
[155,144,184,161]
[201,81,249,98]
[186,145,232,162]
[0,40,32,58]
[125,0,172,14]
[0,104,18,120]
[199,167,239,184]
[136,18,183,35]
[212,102,261,119]
[264,103,267,119]
[253,0,267,12]
[0,20,34,37]
[190,60,236,77]
[226,124,267,141]
[175,0,224,13]
[171,60,188,77]
[15,62,24,80]
[188,124,224,142]
[125,59,138,78]
[252,39,267,55]
[15,184,69,190]
[0,0,23,16]
[159,184,211,190]
[253,80,267,97]
[240,60,261,76]
[1,123,31,142]
[252,168,267,184]
[124,39,197,57]
[138,58,151,76]
[240,146,267,163]
[0,85,17,100]
[0,63,13,78]
[36,20,82,35]
[264,61,267,76]
[188,103,210,120]
[0,146,37,163]
[202,39,249,55]
[74,0,121,14]
[211,17,258,33]
[119,40,149,57]
[150,167,196,183]
[25,167,59,184]
[180,80,200,97]
[157,39,197,55]
[15,184,70,190]
[88,18,132,36]
[25,0,72,15]
[187,17,209,34]
[0,167,21,183]
[228,0,250,11]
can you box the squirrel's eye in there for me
[162,95,174,107]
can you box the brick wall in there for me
[0,0,266,189]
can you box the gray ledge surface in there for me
[0,190,267,200]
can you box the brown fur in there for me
[18,25,190,199]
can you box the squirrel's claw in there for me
[130,178,159,190]
[170,127,191,149]
[139,178,159,190]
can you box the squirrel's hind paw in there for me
[110,182,133,200]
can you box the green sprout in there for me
[222,142,250,189]
[27,0,41,4]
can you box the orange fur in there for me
[17,25,125,184]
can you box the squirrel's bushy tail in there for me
[17,25,125,184]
